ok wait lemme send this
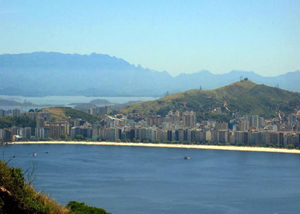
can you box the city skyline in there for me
[1,0,300,77]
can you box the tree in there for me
[74,135,84,141]
[153,139,161,144]
[60,134,66,140]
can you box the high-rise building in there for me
[0,129,12,141]
[10,126,20,136]
[35,127,45,139]
[146,115,163,126]
[106,127,120,141]
[0,129,5,140]
[74,119,86,127]
[20,127,31,140]
[234,131,249,145]
[26,111,38,119]
[70,127,92,139]
[36,117,45,128]
[288,114,297,126]
[12,109,21,117]
[183,111,196,128]
[249,132,262,145]
[50,124,61,139]
[217,130,229,143]
[38,112,51,121]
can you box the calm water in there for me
[2,144,300,214]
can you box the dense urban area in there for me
[1,104,300,149]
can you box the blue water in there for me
[2,144,300,214]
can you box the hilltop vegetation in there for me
[42,107,100,124]
[121,81,300,118]
[0,116,35,130]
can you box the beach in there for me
[5,141,300,154]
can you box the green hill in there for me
[42,107,100,124]
[120,81,300,118]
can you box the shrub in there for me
[67,201,110,214]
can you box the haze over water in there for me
[2,144,300,214]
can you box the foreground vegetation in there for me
[0,160,110,214]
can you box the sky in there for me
[1,0,300,76]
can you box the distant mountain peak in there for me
[229,70,255,74]
[198,69,212,74]
[0,52,299,96]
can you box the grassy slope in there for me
[120,81,300,118]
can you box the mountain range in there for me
[0,52,299,97]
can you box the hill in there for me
[0,52,299,97]
[42,107,100,124]
[120,81,300,118]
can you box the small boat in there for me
[32,152,37,156]
[184,155,190,160]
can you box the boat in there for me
[32,152,37,156]
[184,155,190,160]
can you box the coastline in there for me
[5,141,300,154]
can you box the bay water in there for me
[2,144,300,214]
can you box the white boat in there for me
[184,155,190,160]
[32,152,37,156]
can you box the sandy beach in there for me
[5,141,300,154]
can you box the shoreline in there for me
[4,141,300,154]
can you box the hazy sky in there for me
[1,0,299,76]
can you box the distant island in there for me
[0,99,35,106]
[69,98,111,106]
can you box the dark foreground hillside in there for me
[0,160,110,214]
